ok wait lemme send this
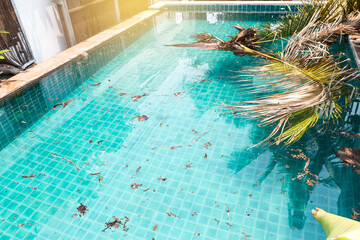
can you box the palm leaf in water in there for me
[225,21,359,147]
[257,0,342,41]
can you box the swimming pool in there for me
[0,7,359,240]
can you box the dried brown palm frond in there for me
[225,23,359,147]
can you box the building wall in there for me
[12,0,68,63]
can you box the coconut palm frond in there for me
[225,22,359,147]
[257,0,343,41]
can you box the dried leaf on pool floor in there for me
[22,174,46,179]
[153,224,158,231]
[188,132,209,147]
[52,153,80,171]
[157,177,167,182]
[166,212,180,218]
[185,161,192,169]
[131,93,148,102]
[77,203,88,217]
[204,142,212,149]
[130,183,142,189]
[102,216,130,232]
[53,99,73,109]
[138,115,148,121]
[90,83,101,87]
[204,153,207,159]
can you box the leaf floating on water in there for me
[77,203,88,217]
[204,153,207,159]
[174,92,181,96]
[138,115,148,121]
[90,82,101,87]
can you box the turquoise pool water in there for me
[0,11,359,240]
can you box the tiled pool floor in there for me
[0,12,359,240]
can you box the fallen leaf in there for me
[153,224,158,231]
[138,115,148,121]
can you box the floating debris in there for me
[185,161,192,169]
[90,83,101,87]
[157,177,167,182]
[152,146,182,150]
[22,174,46,179]
[52,153,80,171]
[166,212,180,218]
[153,224,158,231]
[138,115,148,121]
[102,216,130,232]
[131,93,148,102]
[352,208,359,220]
[214,218,220,225]
[194,232,200,236]
[77,203,88,217]
[225,205,230,215]
[204,153,207,159]
[204,142,212,149]
[131,183,142,189]
[174,92,181,96]
[22,174,36,179]
[188,132,209,147]
[136,166,141,173]
[53,99,73,109]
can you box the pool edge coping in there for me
[0,9,160,105]
[149,1,305,10]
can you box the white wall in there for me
[12,0,68,63]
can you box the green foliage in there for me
[344,0,360,14]
[257,0,342,40]
[226,19,359,147]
